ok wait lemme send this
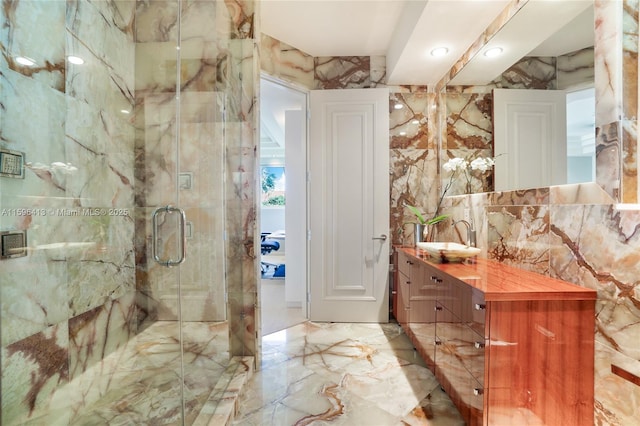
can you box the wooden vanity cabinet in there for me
[394,247,596,426]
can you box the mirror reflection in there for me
[444,1,594,194]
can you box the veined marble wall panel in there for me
[314,56,371,89]
[1,323,70,425]
[260,34,314,89]
[444,90,493,196]
[549,204,640,423]
[135,91,179,207]
[549,205,640,358]
[1,213,70,346]
[0,0,66,92]
[391,149,438,246]
[595,0,624,126]
[134,0,179,43]
[557,47,595,89]
[370,55,387,88]
[0,68,67,207]
[225,133,259,356]
[622,0,639,203]
[389,92,438,246]
[596,121,622,199]
[486,205,551,275]
[65,292,137,414]
[492,56,556,89]
[65,96,135,207]
[179,97,225,208]
[549,181,615,204]
[66,214,135,317]
[224,33,259,357]
[445,92,492,151]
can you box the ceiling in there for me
[261,0,594,86]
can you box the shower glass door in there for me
[1,1,229,424]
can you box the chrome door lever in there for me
[372,234,387,241]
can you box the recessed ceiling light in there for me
[484,47,503,58]
[399,131,407,136]
[412,119,419,125]
[394,103,404,110]
[430,47,449,57]
[67,55,85,65]
[15,56,36,66]
[120,109,131,114]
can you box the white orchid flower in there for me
[442,157,468,172]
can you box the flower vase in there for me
[413,223,425,246]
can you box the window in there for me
[261,166,285,206]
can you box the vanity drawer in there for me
[436,316,486,386]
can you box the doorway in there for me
[259,77,308,335]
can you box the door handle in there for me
[152,205,187,267]
[372,234,387,241]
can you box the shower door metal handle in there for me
[152,205,187,267]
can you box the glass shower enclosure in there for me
[1,0,243,423]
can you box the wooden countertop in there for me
[398,247,597,302]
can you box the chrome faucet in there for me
[453,219,476,247]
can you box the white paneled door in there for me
[493,88,567,191]
[309,88,389,322]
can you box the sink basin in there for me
[416,242,481,263]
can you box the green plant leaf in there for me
[426,214,449,225]
[405,204,426,225]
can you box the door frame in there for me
[258,74,310,334]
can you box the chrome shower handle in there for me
[152,205,187,267]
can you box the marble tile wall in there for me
[1,0,138,423]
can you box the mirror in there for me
[444,0,595,194]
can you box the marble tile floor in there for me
[232,321,465,425]
[10,321,243,426]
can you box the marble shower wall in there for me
[2,0,260,422]
[1,0,137,423]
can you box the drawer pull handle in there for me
[435,340,442,346]
[406,281,411,285]
[406,260,413,265]
[473,388,484,396]
[474,341,485,349]
[474,303,486,311]
[431,275,437,281]
[435,306,443,311]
